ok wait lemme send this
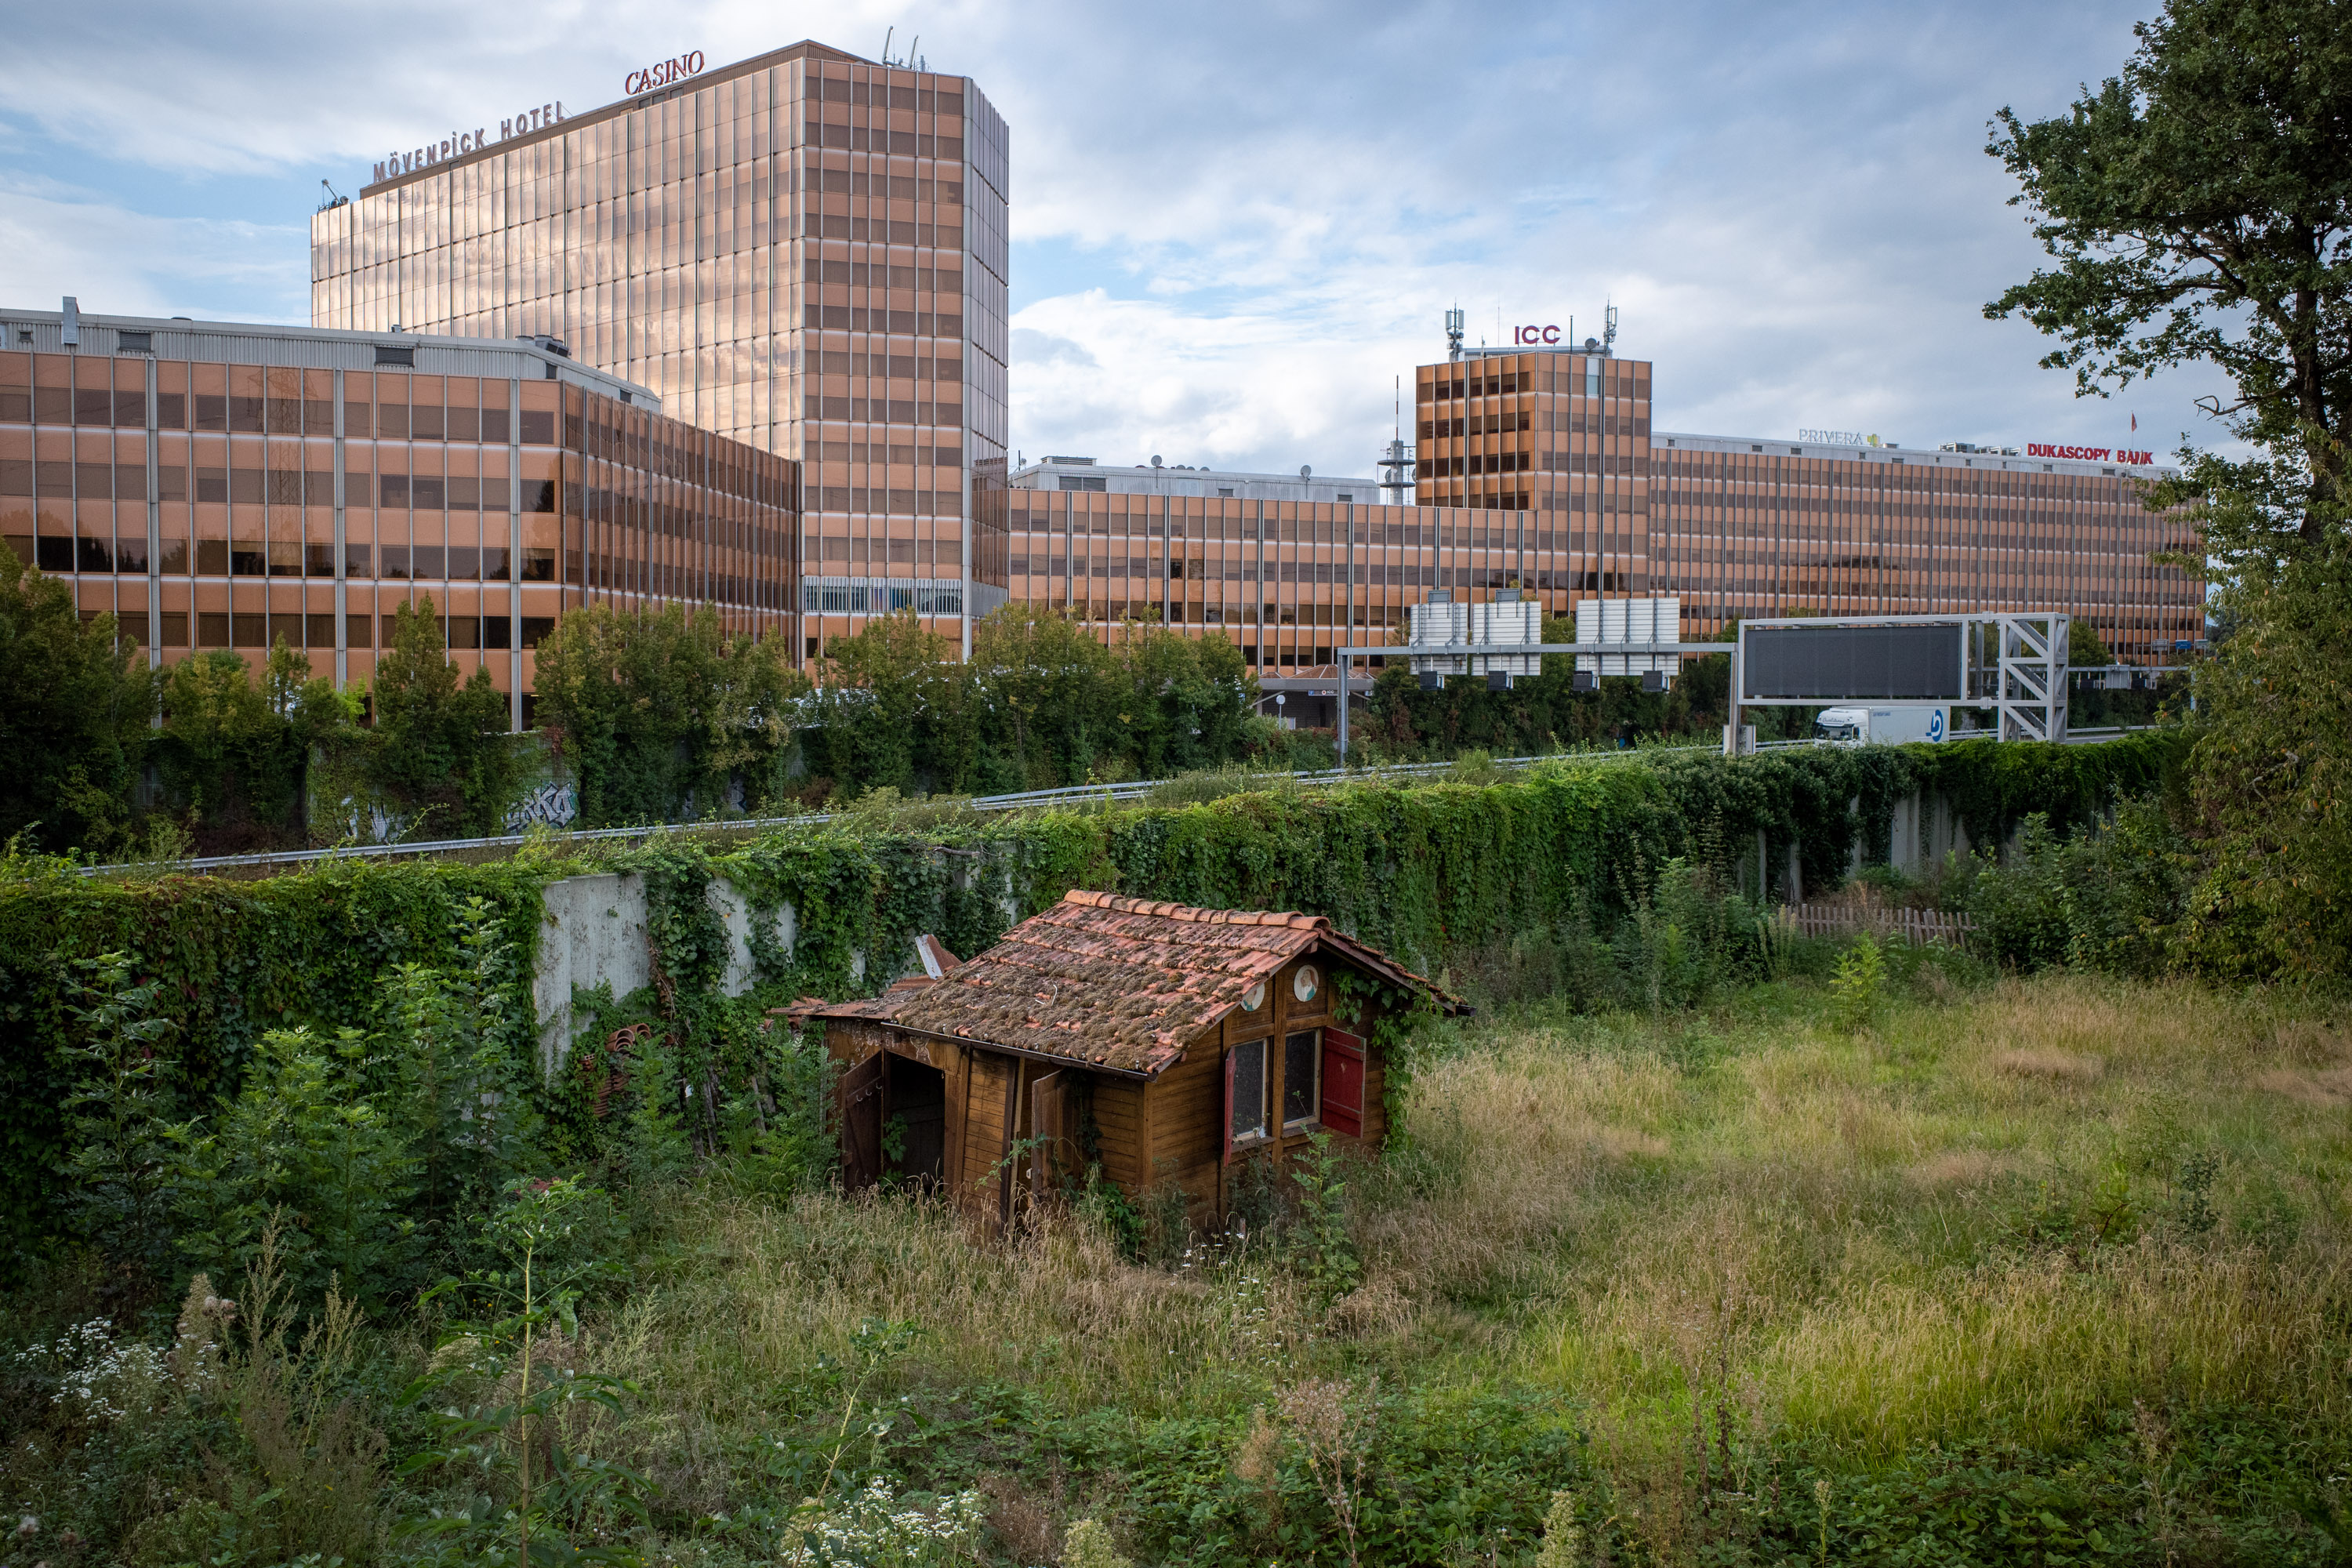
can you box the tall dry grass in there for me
[597,970,2350,1499]
[1374,972,2351,1452]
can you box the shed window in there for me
[1228,1038,1269,1145]
[1283,1029,1319,1127]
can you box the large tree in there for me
[1987,0,2352,555]
[1988,0,2352,976]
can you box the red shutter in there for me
[1321,1027,1366,1138]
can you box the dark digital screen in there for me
[1742,624,1963,700]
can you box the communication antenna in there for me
[1602,300,1619,356]
[1379,374,1415,503]
[1444,306,1465,363]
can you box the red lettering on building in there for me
[626,50,706,96]
[2027,442,2154,463]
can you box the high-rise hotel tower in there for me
[310,41,1010,656]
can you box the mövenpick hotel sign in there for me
[368,51,707,185]
[372,103,572,184]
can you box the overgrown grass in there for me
[6,959,2349,1565]
[577,964,2350,1559]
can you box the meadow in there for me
[11,941,2339,1566]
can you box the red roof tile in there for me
[793,891,1459,1075]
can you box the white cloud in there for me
[5,0,2240,475]
[0,179,306,320]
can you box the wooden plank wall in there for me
[1145,1041,1228,1222]
[1089,1077,1150,1192]
[960,1050,1015,1213]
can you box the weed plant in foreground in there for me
[3,962,2348,1565]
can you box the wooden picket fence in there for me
[1777,902,1976,949]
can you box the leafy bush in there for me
[170,1025,419,1306]
[57,954,181,1302]
[1965,800,2192,975]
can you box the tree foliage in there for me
[1991,0,2352,978]
[1987,0,2352,548]
[799,604,1263,797]
[370,597,517,837]
[532,602,807,826]
[154,639,354,845]
[0,551,157,851]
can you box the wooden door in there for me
[1031,1069,1069,1203]
[1320,1026,1367,1138]
[837,1050,886,1191]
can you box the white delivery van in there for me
[1814,706,1949,745]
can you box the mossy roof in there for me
[790,889,1458,1076]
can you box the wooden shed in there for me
[788,890,1463,1225]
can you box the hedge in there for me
[0,731,2184,1274]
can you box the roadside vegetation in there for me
[3,902,2347,1566]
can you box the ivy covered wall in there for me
[0,732,2183,1272]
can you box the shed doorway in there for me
[884,1053,946,1190]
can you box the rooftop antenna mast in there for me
[1602,300,1619,357]
[1444,306,1465,363]
[1379,373,1415,503]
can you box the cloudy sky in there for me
[2,0,2227,479]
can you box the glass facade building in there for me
[0,309,797,724]
[1004,460,1533,679]
[310,39,1009,660]
[1415,349,2203,662]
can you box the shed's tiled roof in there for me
[789,890,1457,1076]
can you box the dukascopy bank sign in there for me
[2027,442,2156,465]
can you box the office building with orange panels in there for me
[0,309,797,724]
[310,39,1009,659]
[1004,457,1533,688]
[1414,347,2202,662]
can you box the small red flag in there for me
[2130,412,2137,430]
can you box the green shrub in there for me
[1829,933,1886,1035]
[57,953,182,1302]
[1965,800,2191,975]
[170,1025,420,1306]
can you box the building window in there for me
[116,332,152,354]
[1229,1037,1269,1145]
[376,345,415,367]
[1283,1029,1320,1127]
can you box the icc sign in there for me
[1510,325,1563,346]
